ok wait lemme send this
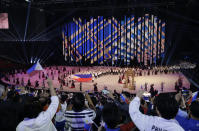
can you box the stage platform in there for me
[60,73,190,93]
[2,67,190,93]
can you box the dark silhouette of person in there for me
[27,79,31,86]
[150,84,155,96]
[94,83,98,93]
[80,82,82,91]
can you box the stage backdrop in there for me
[62,14,165,65]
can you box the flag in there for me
[84,115,94,131]
[120,94,129,104]
[187,91,198,105]
[192,91,198,102]
[71,74,92,82]
[27,61,43,76]
[84,115,93,124]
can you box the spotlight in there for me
[25,0,31,2]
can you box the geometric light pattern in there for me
[62,14,165,65]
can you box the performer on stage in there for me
[66,78,69,87]
[118,76,122,83]
[27,79,31,87]
[51,70,53,76]
[62,79,65,86]
[42,72,45,78]
[148,70,150,75]
[35,80,39,88]
[16,78,19,85]
[144,83,148,91]
[145,83,148,91]
[21,78,24,87]
[178,76,183,89]
[42,79,45,88]
[60,83,63,90]
[94,83,98,93]
[71,80,75,88]
[80,82,82,91]
[52,74,54,80]
[149,84,155,95]
[161,82,164,92]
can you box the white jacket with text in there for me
[129,97,184,131]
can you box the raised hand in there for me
[136,90,145,99]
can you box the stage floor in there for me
[2,72,190,94]
[62,73,190,93]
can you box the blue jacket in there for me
[175,109,199,131]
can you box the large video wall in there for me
[62,14,165,65]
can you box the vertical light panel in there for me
[130,15,135,60]
[141,16,145,63]
[161,21,165,57]
[144,14,149,65]
[153,16,158,64]
[127,16,131,64]
[137,17,141,63]
[112,17,117,62]
[91,17,94,64]
[121,18,124,60]
[150,15,154,64]
[158,19,161,59]
[134,17,137,59]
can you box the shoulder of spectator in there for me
[129,97,141,114]
[39,96,59,121]
[85,108,96,112]
[132,96,140,101]
[176,108,188,118]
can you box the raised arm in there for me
[129,90,152,131]
[85,92,96,111]
[175,92,188,118]
[43,79,59,120]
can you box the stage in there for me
[1,66,190,93]
[59,73,190,93]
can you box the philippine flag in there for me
[187,91,198,105]
[120,94,129,104]
[192,91,198,102]
[27,61,43,76]
[71,74,92,82]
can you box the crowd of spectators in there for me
[0,77,198,131]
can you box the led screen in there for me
[62,14,165,65]
[0,13,9,29]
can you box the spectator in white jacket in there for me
[16,79,59,131]
[55,95,67,131]
[129,90,184,131]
